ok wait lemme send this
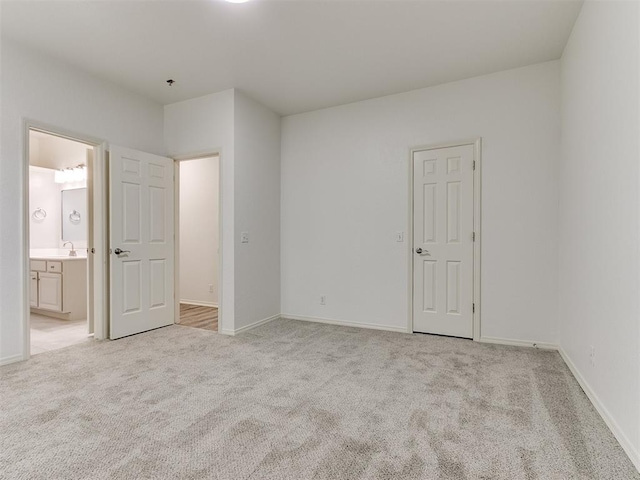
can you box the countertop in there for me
[30,254,88,261]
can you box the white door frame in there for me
[22,119,108,360]
[407,138,482,340]
[172,151,223,330]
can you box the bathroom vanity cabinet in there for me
[30,257,87,320]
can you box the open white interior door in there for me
[109,145,174,339]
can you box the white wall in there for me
[281,61,561,344]
[29,167,62,249]
[179,156,220,306]
[0,40,165,363]
[29,133,89,251]
[165,89,282,333]
[29,166,87,250]
[233,91,281,330]
[164,89,235,333]
[559,0,640,468]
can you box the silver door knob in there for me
[415,248,430,256]
[114,248,131,255]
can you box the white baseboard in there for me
[282,314,408,334]
[0,354,25,366]
[220,314,280,336]
[478,335,558,350]
[30,308,71,321]
[180,300,218,308]
[558,347,640,473]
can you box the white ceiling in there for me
[1,0,582,116]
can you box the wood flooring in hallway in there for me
[178,303,218,332]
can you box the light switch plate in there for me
[241,232,249,243]
[395,232,404,242]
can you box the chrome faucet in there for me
[63,241,77,257]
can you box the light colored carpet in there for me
[1,319,638,480]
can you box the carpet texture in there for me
[1,319,638,480]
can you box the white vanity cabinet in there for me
[38,272,63,311]
[30,258,87,320]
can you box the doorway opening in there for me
[175,155,220,332]
[27,130,95,354]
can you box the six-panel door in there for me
[109,145,175,339]
[412,144,474,338]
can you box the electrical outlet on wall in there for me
[241,232,249,244]
[209,284,214,293]
[320,295,327,305]
[589,346,595,366]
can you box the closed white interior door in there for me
[413,144,474,338]
[109,145,175,339]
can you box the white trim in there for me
[92,143,109,341]
[283,314,408,334]
[174,162,181,327]
[22,122,30,361]
[29,308,71,320]
[559,347,640,473]
[407,138,482,339]
[478,336,558,350]
[220,314,280,336]
[472,139,482,341]
[179,300,218,308]
[0,354,25,367]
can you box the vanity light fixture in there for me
[54,165,86,184]
[72,165,86,182]
[55,168,74,184]
[225,0,250,3]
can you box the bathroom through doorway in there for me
[27,129,96,354]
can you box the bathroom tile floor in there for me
[30,313,91,355]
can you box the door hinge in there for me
[473,303,475,313]
[473,161,476,170]
[472,232,476,242]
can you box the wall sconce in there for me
[54,169,65,183]
[54,165,86,184]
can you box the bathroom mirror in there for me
[61,188,87,241]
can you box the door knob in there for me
[415,248,430,256]
[114,248,131,255]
